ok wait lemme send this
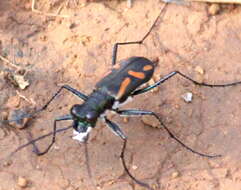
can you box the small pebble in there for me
[12,74,30,90]
[195,66,205,75]
[17,176,28,188]
[175,104,181,110]
[171,171,180,179]
[69,22,76,29]
[209,4,221,16]
[141,115,160,128]
[54,145,60,150]
[182,92,193,103]
[132,165,138,170]
[8,109,30,129]
[123,117,129,123]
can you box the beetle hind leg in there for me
[114,109,221,158]
[132,71,241,96]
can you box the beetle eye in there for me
[86,111,97,120]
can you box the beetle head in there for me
[70,104,98,142]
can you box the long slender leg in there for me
[32,85,88,115]
[132,71,241,96]
[33,114,73,156]
[104,117,152,188]
[7,85,88,123]
[120,139,154,190]
[115,109,221,158]
[104,117,127,140]
[112,3,168,65]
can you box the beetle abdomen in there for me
[96,57,154,102]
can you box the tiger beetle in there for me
[3,4,241,190]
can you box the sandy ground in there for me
[0,0,241,190]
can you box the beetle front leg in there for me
[33,114,73,156]
[104,117,127,140]
[4,85,88,124]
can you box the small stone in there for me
[195,66,205,75]
[171,171,180,179]
[8,109,30,129]
[69,23,76,29]
[123,117,129,123]
[132,165,138,170]
[17,176,28,188]
[182,92,193,103]
[141,115,160,128]
[54,145,60,150]
[175,104,181,110]
[13,74,30,90]
[209,4,221,16]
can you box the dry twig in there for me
[0,54,21,69]
[31,0,70,18]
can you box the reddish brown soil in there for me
[0,1,241,190]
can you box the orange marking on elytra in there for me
[128,70,145,79]
[117,77,131,99]
[143,65,153,71]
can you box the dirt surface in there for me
[0,1,241,190]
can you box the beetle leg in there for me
[111,4,168,66]
[36,85,88,113]
[5,85,88,124]
[104,117,127,140]
[114,109,221,158]
[132,71,241,96]
[33,114,73,156]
